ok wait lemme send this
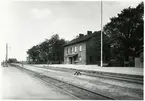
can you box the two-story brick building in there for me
[63,31,103,65]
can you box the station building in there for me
[63,31,106,65]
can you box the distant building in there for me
[63,31,108,65]
[8,58,17,63]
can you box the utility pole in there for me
[101,1,103,67]
[5,43,8,67]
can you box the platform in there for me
[34,64,143,76]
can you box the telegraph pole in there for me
[5,43,8,67]
[101,1,103,67]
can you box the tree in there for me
[48,34,66,63]
[27,45,40,63]
[103,2,144,63]
[27,34,67,64]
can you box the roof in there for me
[64,31,101,47]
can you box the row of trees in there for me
[27,34,67,64]
[103,2,144,66]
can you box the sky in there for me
[0,0,142,61]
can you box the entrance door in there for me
[69,57,73,64]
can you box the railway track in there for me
[10,64,115,100]
[33,65,143,84]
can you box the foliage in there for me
[27,34,67,64]
[103,2,144,61]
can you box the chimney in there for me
[79,34,84,37]
[87,31,92,35]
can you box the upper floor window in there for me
[67,48,69,54]
[75,47,77,52]
[72,47,74,53]
[70,47,72,53]
[79,46,82,51]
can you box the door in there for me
[69,57,73,64]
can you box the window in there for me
[79,57,82,61]
[70,47,72,53]
[72,47,73,53]
[79,46,82,51]
[67,48,68,54]
[75,47,77,52]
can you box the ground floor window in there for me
[79,57,82,61]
